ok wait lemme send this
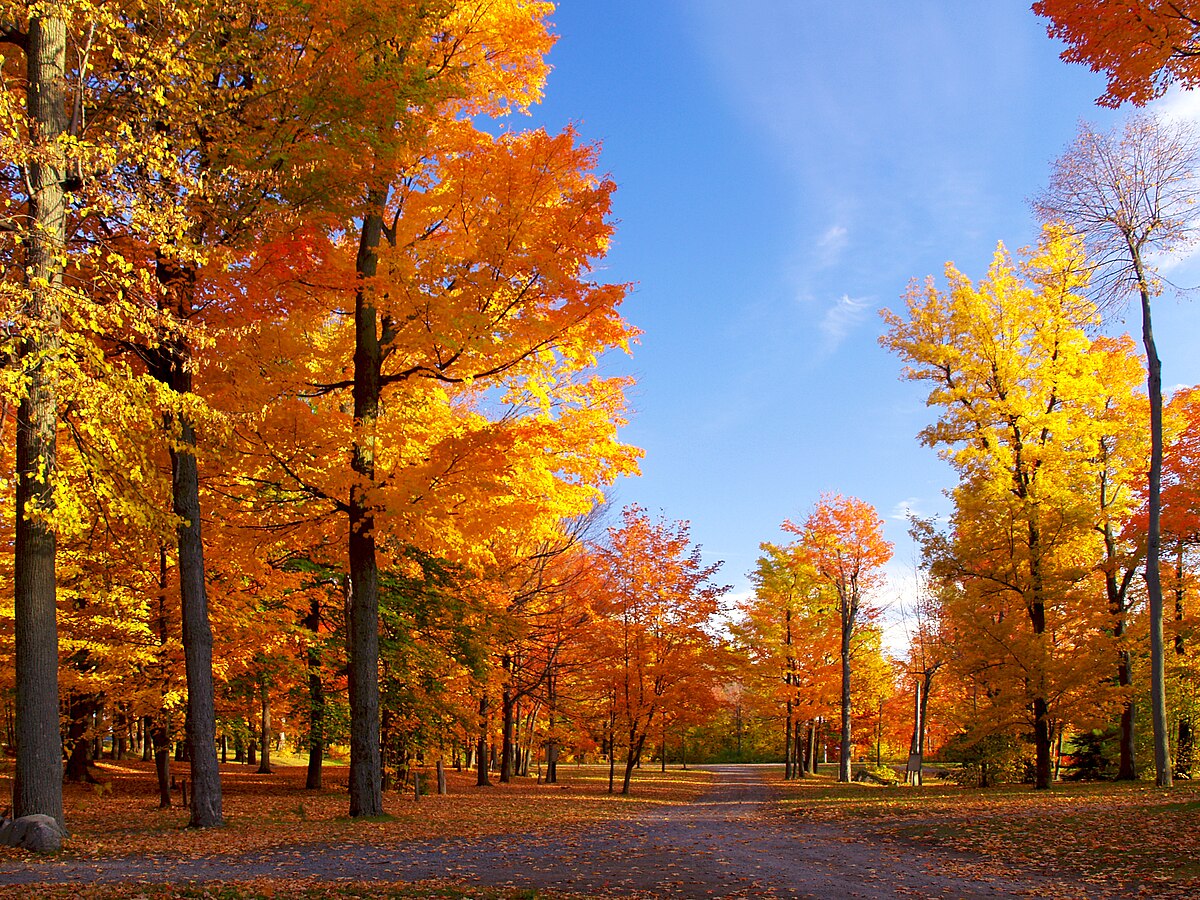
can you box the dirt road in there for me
[0,765,1111,898]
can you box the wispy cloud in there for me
[816,224,849,267]
[819,294,872,351]
[890,497,924,522]
[1148,85,1200,123]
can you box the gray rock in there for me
[0,813,69,852]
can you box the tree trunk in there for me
[1175,545,1193,778]
[545,673,559,785]
[622,730,645,796]
[807,719,818,775]
[519,702,537,777]
[839,625,853,783]
[907,678,923,786]
[1026,517,1053,791]
[145,260,222,828]
[1138,270,1172,787]
[475,695,491,787]
[1117,649,1137,779]
[347,194,387,817]
[114,709,127,761]
[13,12,68,829]
[305,594,325,790]
[784,701,794,780]
[152,721,171,809]
[247,740,257,767]
[63,695,100,784]
[500,679,514,783]
[1103,508,1137,780]
[172,397,223,825]
[607,709,616,794]
[257,675,272,775]
[1177,719,1194,778]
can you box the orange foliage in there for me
[1034,0,1200,106]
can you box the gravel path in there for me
[0,765,1104,898]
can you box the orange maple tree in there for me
[784,494,892,784]
[1034,0,1200,106]
[589,506,728,795]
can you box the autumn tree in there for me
[593,506,727,795]
[736,542,838,778]
[1034,1,1200,106]
[1090,337,1151,780]
[784,494,892,784]
[1154,388,1200,776]
[899,561,948,785]
[1036,115,1200,787]
[0,3,72,828]
[883,226,1144,789]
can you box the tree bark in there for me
[807,719,818,775]
[839,618,853,783]
[305,595,325,790]
[1176,545,1193,777]
[257,675,272,775]
[545,671,559,785]
[475,694,491,787]
[347,194,387,817]
[784,707,793,780]
[622,731,646,796]
[152,720,171,809]
[171,390,223,825]
[500,676,515,783]
[145,253,222,827]
[63,695,100,784]
[13,12,68,829]
[1027,518,1053,790]
[1103,514,1137,780]
[1137,270,1172,787]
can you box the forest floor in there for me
[0,760,1196,898]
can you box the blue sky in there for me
[524,2,1200,626]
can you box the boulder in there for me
[0,814,69,853]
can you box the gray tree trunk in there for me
[13,12,68,829]
[1137,266,1172,788]
[257,675,272,774]
[171,406,223,825]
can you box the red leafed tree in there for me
[1034,1,1200,106]
[593,506,728,795]
[785,494,892,783]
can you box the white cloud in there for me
[876,561,929,660]
[1148,85,1200,124]
[890,497,924,522]
[816,224,850,267]
[819,294,872,351]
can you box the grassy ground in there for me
[773,769,1200,896]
